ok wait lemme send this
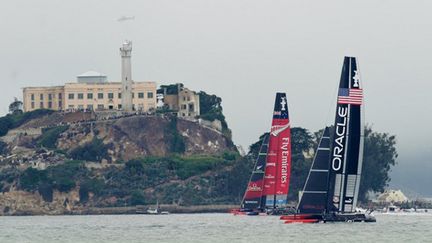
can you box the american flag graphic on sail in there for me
[337,88,363,105]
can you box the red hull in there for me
[280,214,317,220]
[284,219,319,224]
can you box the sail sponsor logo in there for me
[271,123,290,136]
[344,197,353,204]
[353,70,360,88]
[280,96,287,111]
[280,137,290,184]
[331,107,348,171]
[247,183,262,192]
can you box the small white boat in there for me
[146,200,170,215]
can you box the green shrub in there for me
[164,116,185,154]
[54,177,75,192]
[19,160,87,193]
[38,183,53,202]
[125,159,145,174]
[222,151,238,161]
[130,190,146,205]
[79,178,104,203]
[38,125,69,148]
[0,109,54,137]
[0,141,8,155]
[20,168,48,191]
[69,138,108,162]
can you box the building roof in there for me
[77,70,107,77]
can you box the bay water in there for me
[0,213,431,243]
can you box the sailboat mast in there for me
[327,56,364,213]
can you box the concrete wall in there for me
[23,82,157,112]
[22,86,65,112]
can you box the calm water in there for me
[0,213,431,243]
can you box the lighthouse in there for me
[120,40,133,112]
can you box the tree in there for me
[198,91,231,138]
[359,126,398,201]
[8,98,23,115]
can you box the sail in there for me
[297,127,331,214]
[327,56,365,213]
[263,92,291,208]
[241,135,269,210]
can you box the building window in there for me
[132,93,135,99]
[78,93,84,99]
[98,93,104,99]
[189,104,194,112]
[108,93,114,99]
[68,105,74,109]
[40,102,44,108]
[68,93,74,99]
[87,93,93,99]
[59,93,62,99]
[87,105,93,110]
[59,101,62,108]
[118,104,122,109]
[31,102,35,109]
[48,102,52,109]
[138,92,144,98]
[97,104,104,110]
[118,93,122,99]
[31,94,35,101]
[181,104,187,110]
[147,92,154,99]
[78,105,84,110]
[48,94,52,100]
[40,94,44,100]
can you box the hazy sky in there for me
[1,1,431,193]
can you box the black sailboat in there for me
[296,127,331,214]
[281,56,375,223]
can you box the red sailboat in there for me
[233,92,292,216]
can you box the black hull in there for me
[281,213,376,223]
[322,213,376,223]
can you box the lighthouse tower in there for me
[120,40,133,112]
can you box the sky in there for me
[1,1,431,195]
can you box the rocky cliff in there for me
[0,111,246,215]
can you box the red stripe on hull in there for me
[284,219,319,224]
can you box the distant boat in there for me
[146,200,169,215]
[233,93,292,216]
[281,56,376,223]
